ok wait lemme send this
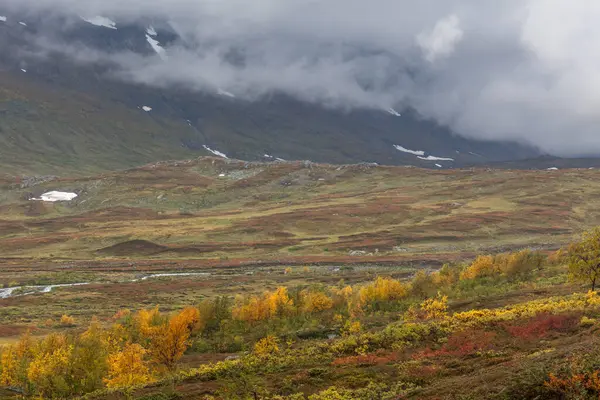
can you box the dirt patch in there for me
[97,240,168,256]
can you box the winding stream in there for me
[0,272,211,299]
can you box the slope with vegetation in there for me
[2,239,600,399]
[1,158,600,264]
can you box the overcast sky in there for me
[6,0,600,156]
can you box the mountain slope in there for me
[0,11,541,174]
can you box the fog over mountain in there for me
[4,0,600,156]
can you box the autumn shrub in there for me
[410,270,437,298]
[197,296,232,336]
[340,320,361,336]
[504,313,580,340]
[104,343,154,389]
[544,371,600,398]
[460,255,496,280]
[59,314,76,327]
[460,250,544,282]
[253,335,280,358]
[358,277,409,310]
[500,249,545,278]
[148,307,200,372]
[414,329,496,359]
[27,336,72,398]
[431,263,461,287]
[330,321,442,356]
[299,289,334,313]
[232,287,294,322]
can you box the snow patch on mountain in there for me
[387,108,402,117]
[418,155,455,161]
[31,191,78,202]
[146,26,157,36]
[146,35,167,60]
[393,145,425,156]
[142,106,152,112]
[0,16,6,22]
[203,145,228,158]
[80,16,117,30]
[19,21,26,26]
[21,69,26,73]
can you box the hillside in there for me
[0,157,597,263]
[0,11,542,175]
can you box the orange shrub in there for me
[59,315,76,327]
[232,287,294,322]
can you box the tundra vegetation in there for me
[4,162,600,398]
[2,234,600,399]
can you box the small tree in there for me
[104,343,153,389]
[567,228,600,291]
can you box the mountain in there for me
[0,10,542,175]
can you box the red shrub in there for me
[505,313,579,340]
[413,330,496,359]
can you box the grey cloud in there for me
[5,0,600,156]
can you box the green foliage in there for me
[567,227,600,290]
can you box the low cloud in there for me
[5,0,600,156]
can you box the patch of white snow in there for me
[264,154,274,158]
[0,16,6,22]
[393,145,425,156]
[19,21,26,26]
[418,155,455,161]
[146,26,157,36]
[387,108,401,117]
[435,164,442,168]
[21,69,26,73]
[31,191,78,202]
[146,34,167,60]
[547,167,558,171]
[142,106,152,112]
[80,16,117,29]
[203,145,228,158]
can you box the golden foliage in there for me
[420,293,449,320]
[460,250,543,280]
[0,347,18,387]
[149,307,200,371]
[460,255,496,280]
[232,287,294,322]
[300,290,334,313]
[341,320,362,336]
[253,336,280,358]
[104,343,153,389]
[27,339,72,398]
[358,277,408,306]
[59,314,76,327]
